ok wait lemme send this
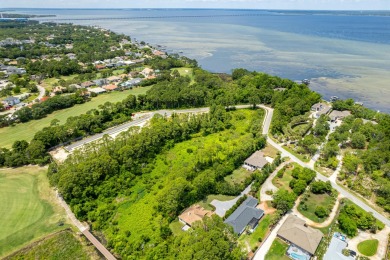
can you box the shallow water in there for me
[7,8,390,112]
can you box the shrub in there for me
[315,206,328,218]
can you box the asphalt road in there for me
[259,106,390,227]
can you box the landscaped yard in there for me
[272,163,295,192]
[298,192,336,223]
[0,86,152,148]
[265,238,290,260]
[357,239,379,257]
[238,214,273,252]
[283,145,311,162]
[0,166,69,257]
[224,167,253,186]
[262,145,279,158]
[5,230,95,260]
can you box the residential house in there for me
[311,102,331,118]
[69,84,83,89]
[95,64,106,70]
[66,53,77,60]
[329,110,351,122]
[243,151,269,171]
[4,96,20,106]
[81,81,96,88]
[92,79,107,87]
[120,78,142,88]
[277,215,323,257]
[107,76,122,83]
[141,68,154,77]
[324,233,355,260]
[224,196,264,235]
[103,85,118,91]
[87,87,106,94]
[179,205,213,229]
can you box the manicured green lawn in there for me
[265,238,290,260]
[272,164,295,192]
[239,214,273,251]
[298,192,336,223]
[0,166,69,257]
[224,167,253,186]
[0,86,151,148]
[357,239,379,257]
[6,230,92,260]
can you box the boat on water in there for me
[302,79,310,85]
[330,96,339,102]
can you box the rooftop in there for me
[244,151,269,169]
[178,205,213,226]
[224,196,264,234]
[277,215,323,255]
[324,233,354,260]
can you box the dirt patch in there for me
[49,147,69,163]
[258,201,276,215]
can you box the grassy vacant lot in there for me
[225,167,252,186]
[298,192,336,223]
[0,86,151,148]
[272,163,295,192]
[5,230,96,260]
[0,166,69,257]
[265,238,290,260]
[239,214,273,252]
[357,239,379,257]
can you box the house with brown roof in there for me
[277,215,323,257]
[243,151,269,171]
[178,205,213,229]
[103,85,118,91]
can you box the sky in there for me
[1,0,389,10]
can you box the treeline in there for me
[48,108,265,258]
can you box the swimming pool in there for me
[290,252,309,260]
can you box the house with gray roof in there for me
[4,96,20,106]
[311,102,331,118]
[324,233,355,260]
[329,110,351,122]
[243,151,269,171]
[224,196,264,235]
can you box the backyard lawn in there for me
[169,220,185,236]
[357,239,379,257]
[0,166,69,257]
[238,214,273,252]
[224,167,252,186]
[298,192,337,223]
[265,238,290,260]
[0,86,152,148]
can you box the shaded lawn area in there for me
[197,194,236,211]
[172,67,194,84]
[0,166,69,257]
[224,167,253,186]
[272,164,294,192]
[357,239,379,256]
[169,220,185,236]
[265,238,290,260]
[298,192,336,223]
[0,86,152,148]
[239,214,273,252]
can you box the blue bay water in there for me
[4,8,390,112]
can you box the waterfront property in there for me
[277,215,323,258]
[243,151,269,171]
[329,110,351,122]
[311,102,331,118]
[224,196,264,235]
